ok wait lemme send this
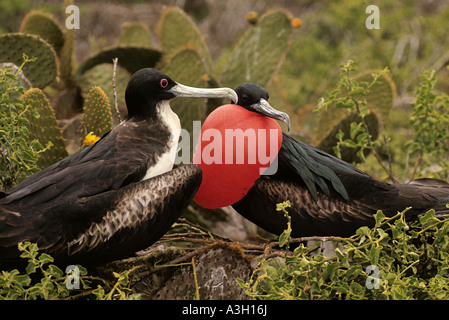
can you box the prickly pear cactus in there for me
[78,63,130,124]
[316,70,395,163]
[59,27,75,85]
[83,86,113,138]
[355,70,395,124]
[220,10,293,88]
[317,111,380,163]
[77,46,161,75]
[317,70,395,139]
[118,22,151,47]
[21,88,68,168]
[0,33,58,89]
[56,0,75,84]
[0,33,57,89]
[19,10,65,55]
[158,7,213,71]
[163,48,208,136]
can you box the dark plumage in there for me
[0,68,237,265]
[231,83,449,237]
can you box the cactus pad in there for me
[21,88,68,168]
[76,45,161,75]
[318,111,379,163]
[0,33,57,89]
[83,86,113,138]
[118,22,151,47]
[220,10,293,88]
[355,70,395,124]
[78,63,130,124]
[316,70,395,163]
[20,10,65,55]
[163,48,208,136]
[59,28,75,84]
[316,70,395,140]
[158,7,212,71]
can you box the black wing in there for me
[233,174,449,237]
[0,164,202,265]
[0,121,169,209]
[279,133,371,201]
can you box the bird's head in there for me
[125,68,238,120]
[235,83,290,131]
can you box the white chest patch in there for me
[142,100,181,180]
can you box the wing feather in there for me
[0,121,168,209]
[280,134,351,201]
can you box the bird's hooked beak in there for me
[168,83,238,104]
[250,98,291,131]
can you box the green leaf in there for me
[356,226,371,237]
[14,274,32,287]
[345,266,362,279]
[419,209,436,226]
[350,86,366,96]
[368,245,381,265]
[25,261,37,275]
[374,210,386,225]
[278,223,292,248]
[38,253,54,265]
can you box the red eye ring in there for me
[160,78,169,88]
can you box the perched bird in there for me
[0,68,237,265]
[197,83,449,237]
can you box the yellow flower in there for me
[83,132,100,146]
[201,74,210,82]
[246,11,258,25]
[291,17,302,28]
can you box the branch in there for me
[112,58,122,123]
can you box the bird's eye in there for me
[160,78,169,88]
[241,93,249,102]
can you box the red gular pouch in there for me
[192,104,283,209]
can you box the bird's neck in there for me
[156,100,181,137]
[140,101,182,181]
[126,100,181,132]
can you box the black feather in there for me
[280,133,350,201]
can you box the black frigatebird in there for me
[0,68,238,265]
[196,83,449,237]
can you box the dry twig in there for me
[112,57,122,123]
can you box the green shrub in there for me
[405,69,449,180]
[238,202,449,300]
[0,242,141,300]
[315,60,390,166]
[315,60,449,182]
[0,56,51,190]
